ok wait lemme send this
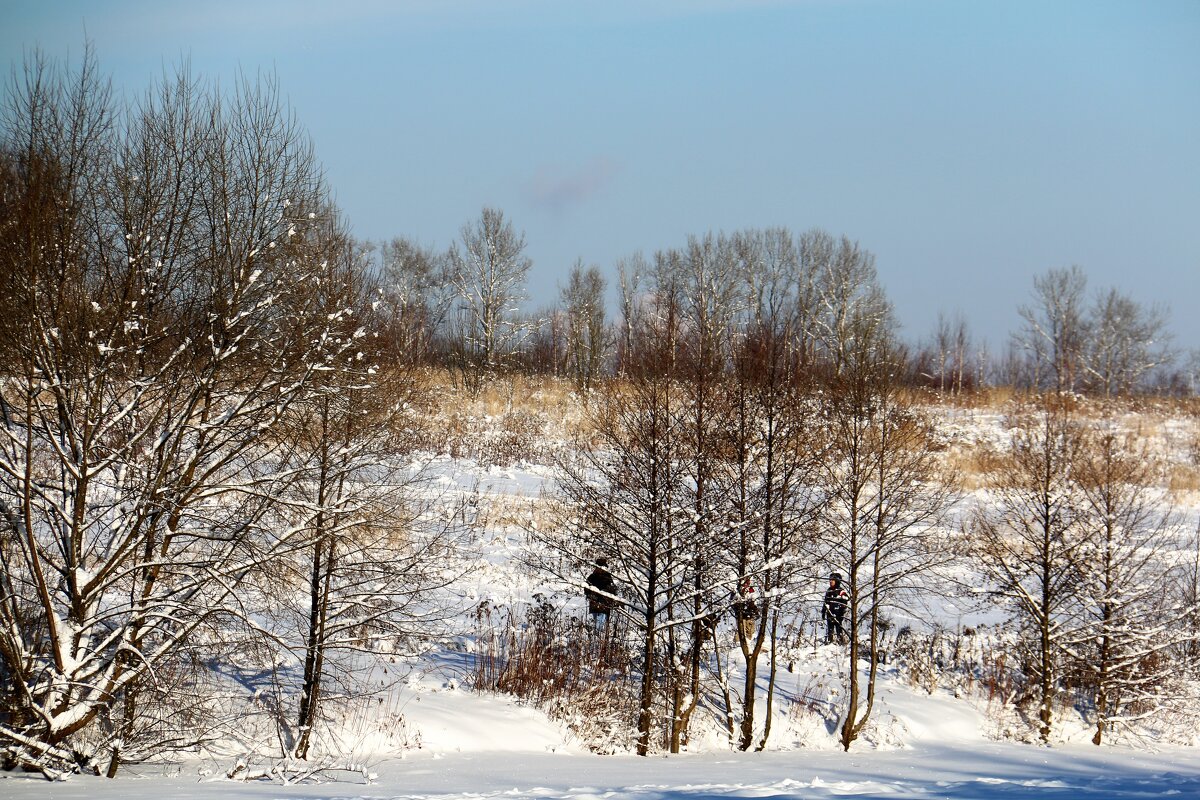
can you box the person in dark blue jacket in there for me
[585,558,617,629]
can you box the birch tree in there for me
[927,312,972,394]
[445,207,533,391]
[561,261,608,392]
[1016,266,1088,394]
[1081,288,1172,397]
[378,236,453,365]
[615,252,647,376]
[803,230,889,377]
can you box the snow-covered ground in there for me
[7,422,1199,799]
[5,734,1200,799]
[3,660,1198,799]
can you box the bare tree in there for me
[1081,288,1173,397]
[378,236,453,365]
[803,230,890,376]
[791,230,827,367]
[445,207,533,391]
[561,260,608,392]
[260,226,459,763]
[538,269,749,755]
[654,235,738,750]
[545,320,693,756]
[926,311,972,394]
[0,52,355,777]
[1174,525,1200,675]
[721,318,824,750]
[735,227,800,337]
[615,252,647,376]
[1070,425,1188,745]
[700,227,826,751]
[820,321,955,751]
[1016,266,1088,394]
[973,401,1085,742]
[1185,350,1200,397]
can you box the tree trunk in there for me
[757,612,780,751]
[1039,535,1054,743]
[637,617,655,756]
[740,644,759,750]
[296,534,334,760]
[840,565,860,751]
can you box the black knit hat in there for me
[830,572,841,581]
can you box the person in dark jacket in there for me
[822,572,849,645]
[585,558,618,629]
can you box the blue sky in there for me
[3,0,1198,353]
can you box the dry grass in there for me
[386,369,592,462]
[921,390,1200,496]
[902,385,1020,411]
[1167,463,1200,494]
[412,369,598,441]
[467,493,550,532]
[470,600,638,753]
[389,368,1200,500]
[470,372,573,416]
[908,386,1200,419]
[945,445,1008,491]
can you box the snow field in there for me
[6,403,1199,797]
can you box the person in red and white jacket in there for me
[822,572,849,645]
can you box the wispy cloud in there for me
[525,156,620,214]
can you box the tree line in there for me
[372,220,1191,400]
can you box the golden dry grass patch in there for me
[944,445,1009,491]
[916,385,1020,411]
[465,491,555,532]
[1167,463,1200,495]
